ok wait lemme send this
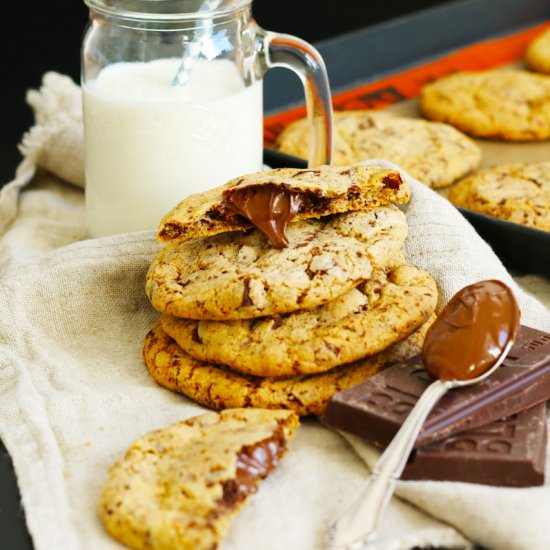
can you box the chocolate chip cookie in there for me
[160,265,437,377]
[275,110,481,188]
[420,69,550,141]
[526,29,550,75]
[157,164,409,243]
[99,408,298,550]
[143,316,434,417]
[448,162,550,232]
[146,207,408,321]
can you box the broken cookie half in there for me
[99,409,299,550]
[157,164,409,247]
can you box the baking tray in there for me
[262,0,550,278]
[2,1,550,548]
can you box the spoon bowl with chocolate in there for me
[328,280,520,550]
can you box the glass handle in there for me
[256,29,333,167]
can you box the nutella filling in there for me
[222,185,304,248]
[221,428,286,507]
[422,280,520,381]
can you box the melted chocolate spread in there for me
[223,186,303,248]
[422,280,520,381]
[221,429,286,507]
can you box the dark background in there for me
[0,1,451,548]
[0,0,452,183]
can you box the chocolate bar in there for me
[402,403,547,487]
[324,325,550,448]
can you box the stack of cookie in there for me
[143,164,438,416]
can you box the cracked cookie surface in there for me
[99,408,298,550]
[448,162,550,232]
[146,207,407,320]
[157,164,409,242]
[275,110,481,189]
[160,265,438,377]
[526,29,550,75]
[143,316,434,416]
[420,69,550,141]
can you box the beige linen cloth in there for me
[0,73,549,550]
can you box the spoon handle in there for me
[171,0,221,86]
[328,379,450,550]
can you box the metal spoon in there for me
[171,0,223,87]
[328,280,520,550]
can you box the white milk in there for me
[83,58,263,236]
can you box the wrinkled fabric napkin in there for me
[0,73,549,550]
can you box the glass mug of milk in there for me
[81,0,333,237]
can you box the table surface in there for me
[1,0,549,548]
[0,446,33,548]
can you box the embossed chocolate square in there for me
[324,325,550,448]
[402,403,547,486]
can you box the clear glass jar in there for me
[82,0,333,237]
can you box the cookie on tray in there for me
[157,164,409,243]
[275,110,481,189]
[448,162,550,232]
[161,265,438,377]
[143,316,435,417]
[420,69,550,141]
[99,408,298,550]
[146,207,408,321]
[526,29,550,75]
